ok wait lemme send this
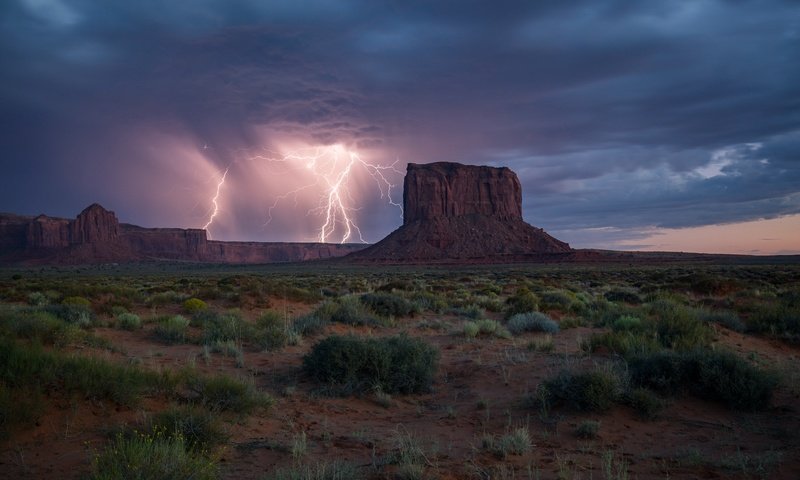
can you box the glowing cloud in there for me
[201,143,403,243]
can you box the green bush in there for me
[699,310,745,332]
[574,420,600,439]
[150,406,227,452]
[463,321,480,338]
[0,339,166,406]
[265,460,362,480]
[655,306,713,351]
[507,312,559,335]
[625,388,665,420]
[629,350,776,410]
[314,297,381,327]
[189,374,272,414]
[27,292,47,307]
[504,288,539,318]
[612,315,643,332]
[583,330,660,357]
[44,304,94,328]
[449,304,485,319]
[154,315,190,344]
[539,368,623,412]
[604,289,642,304]
[539,290,579,312]
[745,302,800,341]
[117,312,142,331]
[482,428,531,458]
[62,296,91,307]
[183,298,209,314]
[360,292,418,318]
[292,314,329,336]
[303,335,439,395]
[256,311,288,351]
[199,311,253,345]
[89,430,217,480]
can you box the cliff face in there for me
[349,162,571,262]
[403,162,522,223]
[70,204,120,244]
[0,205,364,265]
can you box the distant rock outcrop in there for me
[0,205,364,265]
[349,162,571,262]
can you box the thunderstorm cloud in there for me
[1,0,799,250]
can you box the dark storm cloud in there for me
[1,0,799,245]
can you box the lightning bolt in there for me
[256,145,403,243]
[202,167,229,238]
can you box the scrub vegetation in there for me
[0,262,797,478]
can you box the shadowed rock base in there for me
[347,162,571,263]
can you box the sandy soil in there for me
[1,298,798,479]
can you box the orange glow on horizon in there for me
[616,214,800,255]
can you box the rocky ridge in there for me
[349,162,571,262]
[0,204,363,264]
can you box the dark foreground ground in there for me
[0,260,798,479]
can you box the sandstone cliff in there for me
[0,205,364,265]
[349,162,571,262]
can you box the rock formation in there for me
[0,205,364,265]
[349,162,571,262]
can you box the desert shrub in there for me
[625,387,665,420]
[0,339,167,406]
[360,292,418,318]
[265,460,362,480]
[528,334,555,352]
[409,292,447,314]
[604,289,642,304]
[189,374,272,414]
[655,306,713,351]
[612,315,643,332]
[539,367,624,412]
[256,310,288,351]
[629,350,776,410]
[583,330,660,357]
[745,302,800,341]
[89,430,217,480]
[292,314,329,336]
[183,298,208,314]
[147,290,186,307]
[560,316,588,329]
[474,295,505,313]
[315,297,381,327]
[539,290,579,312]
[117,312,142,331]
[200,311,253,345]
[699,309,745,332]
[482,427,531,458]
[475,319,511,339]
[62,296,91,307]
[574,420,600,439]
[5,310,74,345]
[27,292,47,306]
[210,339,242,358]
[507,312,559,335]
[463,321,480,338]
[303,335,439,395]
[626,351,692,395]
[44,303,94,328]
[504,288,539,318]
[449,304,485,319]
[59,355,159,405]
[154,315,190,344]
[150,406,227,452]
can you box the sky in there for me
[1,0,798,253]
